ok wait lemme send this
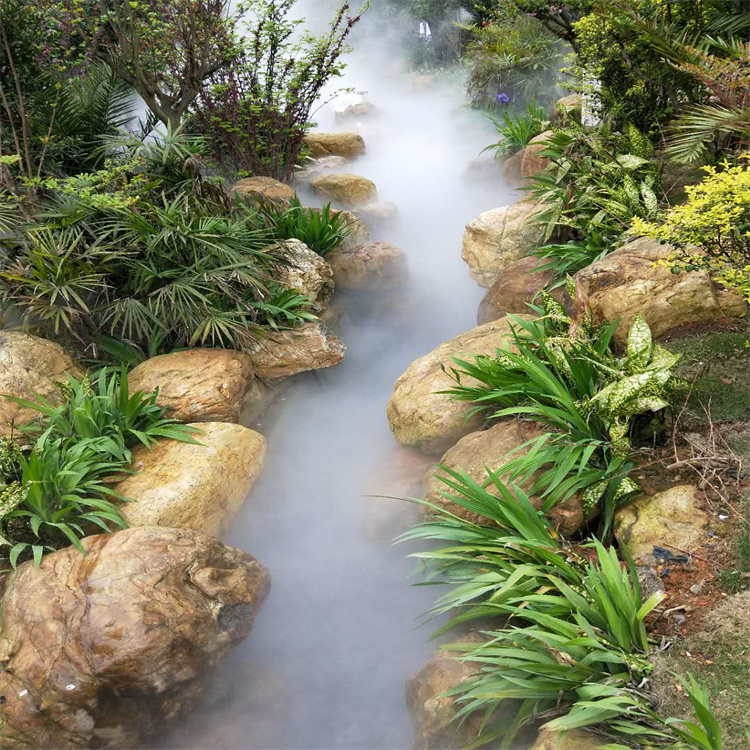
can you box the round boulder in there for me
[304,132,366,160]
[423,420,588,536]
[531,728,608,750]
[274,238,334,306]
[326,241,406,290]
[128,348,264,424]
[477,255,563,324]
[0,526,270,749]
[232,176,296,206]
[310,172,378,208]
[113,422,267,538]
[249,322,345,380]
[0,331,85,438]
[550,93,582,125]
[614,484,709,565]
[334,96,377,121]
[519,130,553,179]
[462,200,545,288]
[573,237,746,349]
[387,316,527,455]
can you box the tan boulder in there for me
[295,156,349,185]
[274,238,334,306]
[423,421,588,536]
[232,176,296,205]
[128,348,265,424]
[336,210,370,251]
[113,422,266,538]
[249,322,345,380]
[406,633,494,750]
[550,93,582,125]
[304,132,366,160]
[387,316,527,455]
[519,130,553,179]
[614,484,709,565]
[477,255,563,324]
[531,728,608,750]
[0,526,269,750]
[501,151,524,186]
[326,241,406,290]
[461,201,545,288]
[334,96,377,121]
[355,200,399,222]
[310,172,378,208]
[0,331,85,438]
[573,237,746,348]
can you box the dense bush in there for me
[463,14,564,109]
[527,118,662,280]
[634,159,750,304]
[0,131,319,357]
[445,298,683,529]
[0,369,198,565]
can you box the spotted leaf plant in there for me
[445,297,684,532]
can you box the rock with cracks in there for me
[477,255,564,324]
[128,348,266,424]
[387,316,527,455]
[304,132,366,160]
[573,237,746,348]
[310,172,378,208]
[273,239,334,306]
[614,484,709,565]
[0,526,270,749]
[249,322,345,380]
[462,201,545,288]
[326,241,406,290]
[422,420,589,536]
[0,331,85,438]
[113,422,267,538]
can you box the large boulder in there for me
[550,93,582,125]
[0,331,85,438]
[114,422,267,538]
[249,322,345,380]
[573,237,746,348]
[334,95,377,121]
[462,200,545,288]
[274,238,334,306]
[519,130,553,179]
[232,176,296,206]
[406,633,503,750]
[0,526,270,749]
[531,728,608,750]
[614,484,709,565]
[310,172,378,208]
[326,241,406,290]
[295,155,349,185]
[128,348,266,424]
[423,421,588,536]
[304,132,366,160]
[387,316,526,455]
[477,255,563,324]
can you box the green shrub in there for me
[255,198,353,256]
[0,368,200,566]
[0,131,318,356]
[482,101,550,158]
[444,298,683,529]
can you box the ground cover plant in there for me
[482,101,549,158]
[401,470,723,748]
[0,368,199,566]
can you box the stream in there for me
[161,8,517,748]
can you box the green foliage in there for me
[256,198,353,256]
[482,101,550,158]
[444,301,683,529]
[463,14,564,109]
[402,468,724,748]
[0,369,200,566]
[633,160,750,303]
[0,131,318,356]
